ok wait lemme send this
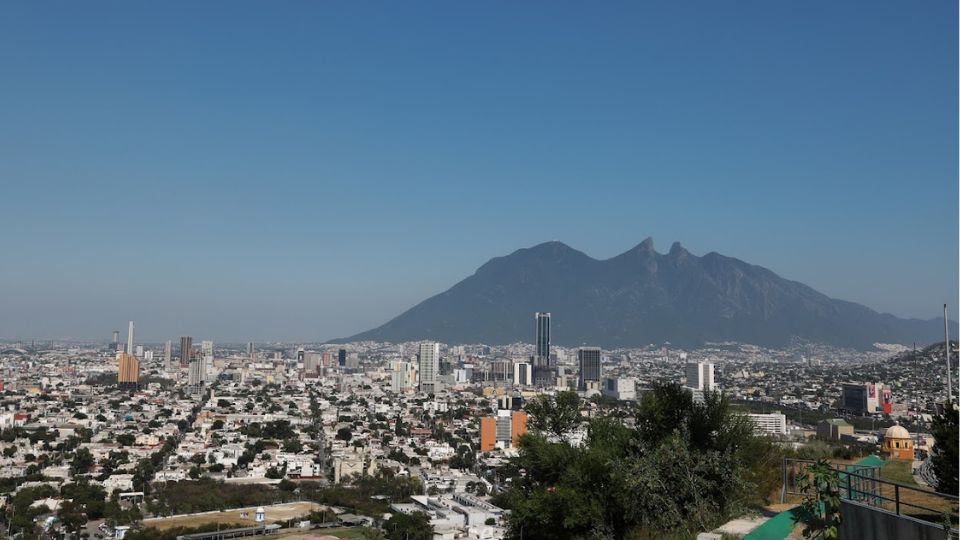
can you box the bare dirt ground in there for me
[142,501,324,531]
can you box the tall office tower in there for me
[532,312,553,386]
[513,362,532,386]
[577,347,602,390]
[117,351,140,389]
[304,353,321,374]
[685,361,716,392]
[346,353,360,370]
[321,351,332,367]
[201,341,214,358]
[246,342,255,358]
[179,336,193,368]
[418,342,440,394]
[111,331,120,350]
[535,312,551,360]
[126,321,135,355]
[188,356,203,388]
[164,340,172,367]
[489,360,512,382]
[337,349,347,367]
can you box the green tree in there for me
[70,447,95,476]
[359,527,387,540]
[385,511,433,540]
[524,391,582,440]
[283,438,303,453]
[503,383,769,539]
[930,402,958,494]
[58,499,87,536]
[116,433,136,446]
[794,459,842,539]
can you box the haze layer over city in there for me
[0,3,958,540]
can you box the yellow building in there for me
[117,352,140,388]
[882,424,913,460]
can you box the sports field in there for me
[142,501,325,531]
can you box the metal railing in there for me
[782,458,959,534]
[839,468,958,522]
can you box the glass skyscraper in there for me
[577,347,602,390]
[533,312,553,386]
[535,312,550,361]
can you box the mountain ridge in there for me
[336,240,953,349]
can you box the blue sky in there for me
[1,1,956,342]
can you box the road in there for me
[915,458,938,489]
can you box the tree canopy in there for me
[931,402,958,494]
[501,383,773,539]
[524,390,582,440]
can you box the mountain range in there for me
[339,239,953,349]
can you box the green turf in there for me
[742,507,806,540]
[880,459,917,486]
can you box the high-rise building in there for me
[418,342,440,394]
[338,349,347,367]
[201,341,214,358]
[304,353,321,374]
[345,353,360,370]
[535,312,550,359]
[246,342,255,359]
[480,417,497,452]
[488,360,512,382]
[297,348,305,362]
[577,347,602,390]
[126,321,135,355]
[511,410,528,446]
[164,340,172,367]
[179,336,193,368]
[117,351,140,389]
[685,361,716,392]
[513,362,532,386]
[841,383,890,414]
[480,410,528,452]
[188,356,204,389]
[533,312,553,386]
[391,361,418,392]
[111,331,120,350]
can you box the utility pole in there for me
[946,304,953,403]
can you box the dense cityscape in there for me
[3,2,957,540]
[0,313,956,539]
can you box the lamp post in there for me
[946,304,953,403]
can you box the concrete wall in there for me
[840,500,952,540]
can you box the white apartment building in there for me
[685,361,716,392]
[746,413,787,436]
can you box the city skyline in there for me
[0,3,957,539]
[1,2,957,342]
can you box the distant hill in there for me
[338,239,955,349]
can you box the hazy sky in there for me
[1,2,957,342]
